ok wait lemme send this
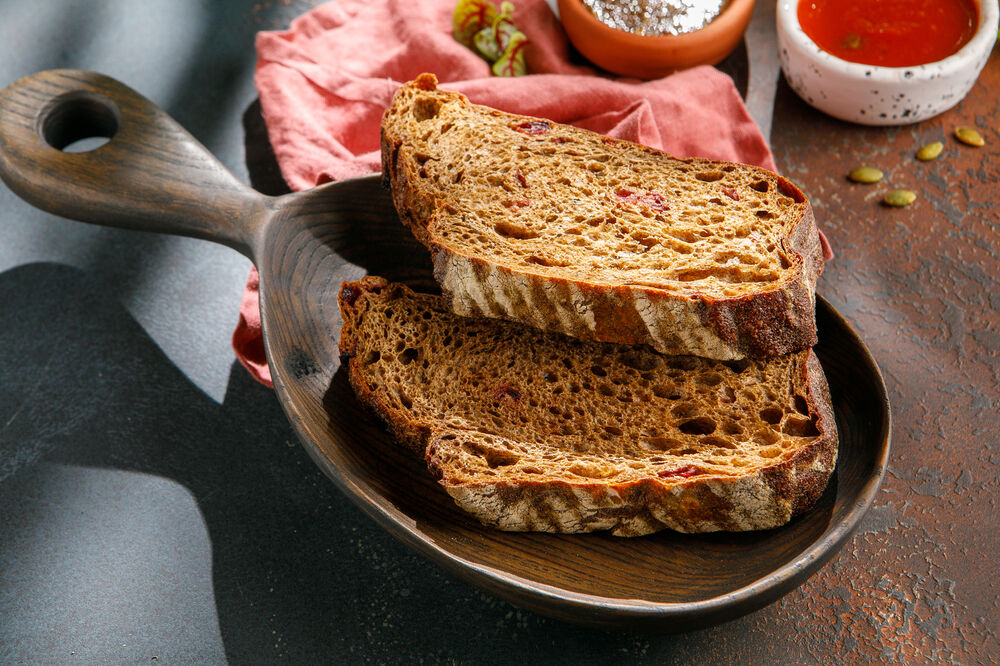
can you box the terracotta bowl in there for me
[777,0,999,125]
[557,0,756,78]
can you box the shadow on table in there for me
[0,261,777,662]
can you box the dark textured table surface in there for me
[1,1,996,663]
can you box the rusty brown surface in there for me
[762,48,1000,663]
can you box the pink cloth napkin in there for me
[235,0,821,387]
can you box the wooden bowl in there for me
[0,70,891,633]
[557,0,756,78]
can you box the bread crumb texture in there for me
[381,75,824,359]
[338,277,837,536]
[383,77,808,299]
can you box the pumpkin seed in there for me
[916,141,943,161]
[848,166,883,184]
[955,126,985,146]
[883,189,916,207]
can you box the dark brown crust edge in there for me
[379,76,824,360]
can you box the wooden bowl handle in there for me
[0,69,266,257]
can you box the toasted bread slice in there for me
[380,74,825,360]
[338,277,837,536]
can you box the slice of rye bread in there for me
[338,276,838,537]
[381,74,826,361]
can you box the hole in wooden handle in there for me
[39,90,121,152]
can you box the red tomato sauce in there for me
[798,0,979,67]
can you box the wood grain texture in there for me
[0,69,890,633]
[0,70,264,256]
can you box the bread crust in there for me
[339,277,839,537]
[380,75,824,360]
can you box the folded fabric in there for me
[235,0,827,387]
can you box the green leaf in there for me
[491,31,528,77]
[453,0,497,47]
[473,14,517,60]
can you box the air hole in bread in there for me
[793,394,809,415]
[667,357,700,371]
[395,388,413,410]
[398,347,419,365]
[679,417,717,435]
[782,415,819,437]
[722,420,743,435]
[604,426,623,436]
[750,180,770,193]
[363,350,381,364]
[643,436,683,451]
[672,403,698,418]
[695,170,724,182]
[756,430,780,445]
[759,407,783,424]
[590,365,607,377]
[702,435,736,449]
[494,221,539,240]
[676,268,718,282]
[653,384,680,399]
[412,96,441,122]
[619,350,662,371]
[698,372,724,387]
[756,210,775,220]
[478,448,519,468]
[527,255,567,267]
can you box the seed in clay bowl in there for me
[954,126,985,146]
[883,189,917,207]
[848,166,883,184]
[916,142,944,161]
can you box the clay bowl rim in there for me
[556,0,757,56]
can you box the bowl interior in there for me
[778,0,999,77]
[256,175,891,631]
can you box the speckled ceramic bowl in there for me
[776,0,998,125]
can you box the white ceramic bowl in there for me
[776,0,998,125]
